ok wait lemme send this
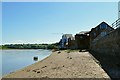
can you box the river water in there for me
[0,49,52,76]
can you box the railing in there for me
[112,18,120,29]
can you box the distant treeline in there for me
[0,43,59,49]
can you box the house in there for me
[68,36,76,49]
[89,22,114,45]
[118,1,120,19]
[75,31,90,50]
[112,2,120,29]
[59,34,73,49]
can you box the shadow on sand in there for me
[89,51,120,79]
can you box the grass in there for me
[0,45,10,50]
[64,49,80,53]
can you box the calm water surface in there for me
[0,49,52,76]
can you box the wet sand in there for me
[3,51,110,78]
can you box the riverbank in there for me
[2,50,110,79]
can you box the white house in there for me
[112,1,120,28]
[118,1,120,18]
[60,34,73,49]
[118,1,120,28]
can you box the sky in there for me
[2,2,118,44]
[1,0,120,2]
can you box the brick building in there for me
[75,31,90,50]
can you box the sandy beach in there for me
[3,50,110,78]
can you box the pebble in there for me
[37,71,40,73]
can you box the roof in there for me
[96,22,114,29]
[89,21,114,33]
[62,34,75,40]
[62,34,73,38]
[76,31,90,35]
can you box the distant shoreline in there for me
[0,47,52,50]
[0,43,59,50]
[0,48,53,50]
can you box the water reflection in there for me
[2,49,51,76]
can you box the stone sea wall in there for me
[90,27,120,59]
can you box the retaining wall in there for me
[90,28,120,59]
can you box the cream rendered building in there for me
[112,1,120,28]
[118,1,120,28]
[118,1,120,18]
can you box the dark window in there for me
[96,28,98,30]
[101,31,107,37]
[100,23,107,29]
[80,36,83,39]
[93,33,96,37]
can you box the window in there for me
[93,33,96,37]
[80,36,83,39]
[100,23,107,29]
[96,28,98,30]
[101,32,107,37]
